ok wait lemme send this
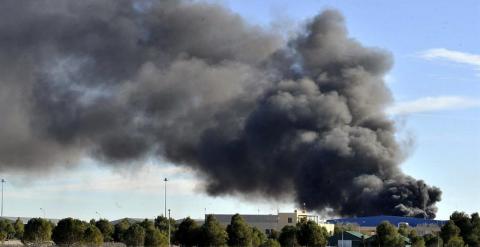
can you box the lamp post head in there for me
[164,178,168,182]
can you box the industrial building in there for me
[209,209,334,235]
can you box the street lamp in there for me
[168,209,171,247]
[164,178,168,217]
[1,179,5,217]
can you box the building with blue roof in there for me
[327,215,447,235]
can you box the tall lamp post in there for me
[164,178,168,217]
[1,179,5,217]
[168,209,171,247]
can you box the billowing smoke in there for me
[0,0,441,218]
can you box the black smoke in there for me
[0,0,441,218]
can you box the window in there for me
[288,217,292,223]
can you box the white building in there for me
[209,210,334,235]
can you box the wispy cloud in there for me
[387,96,480,115]
[420,48,480,76]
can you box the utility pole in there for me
[168,209,171,247]
[1,179,4,217]
[164,178,168,217]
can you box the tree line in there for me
[0,214,328,246]
[0,211,478,246]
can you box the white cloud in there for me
[420,48,480,76]
[387,96,480,115]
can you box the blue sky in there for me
[4,0,480,221]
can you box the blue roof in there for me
[327,215,447,227]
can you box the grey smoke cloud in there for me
[0,0,441,218]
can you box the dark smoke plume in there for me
[0,0,441,218]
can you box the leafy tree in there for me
[441,220,462,244]
[0,219,15,239]
[398,224,411,237]
[95,219,114,242]
[176,217,201,247]
[260,238,281,247]
[52,218,87,246]
[268,229,279,240]
[23,218,53,244]
[409,230,425,247]
[155,215,176,243]
[83,224,104,246]
[471,213,480,246]
[446,235,464,247]
[114,218,131,242]
[124,223,146,246]
[279,225,297,247]
[252,227,267,247]
[227,214,253,246]
[145,228,168,247]
[200,215,227,246]
[140,219,156,231]
[423,233,443,247]
[448,211,480,246]
[13,218,24,239]
[0,231,6,243]
[296,220,328,247]
[375,221,404,247]
[334,223,359,235]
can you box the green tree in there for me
[398,224,411,237]
[23,218,52,244]
[471,213,480,246]
[409,230,425,247]
[441,220,462,244]
[145,228,168,247]
[200,215,227,246]
[375,221,404,247]
[52,218,87,246]
[268,229,279,240]
[83,224,103,246]
[279,225,297,247]
[13,218,24,239]
[114,218,131,243]
[176,217,201,247]
[0,219,15,239]
[227,214,253,246]
[0,231,6,243]
[141,219,156,231]
[95,219,114,242]
[446,235,464,247]
[450,211,474,245]
[334,223,359,235]
[124,224,146,246]
[296,220,328,247]
[423,233,443,247]
[260,238,281,247]
[252,227,267,247]
[155,215,176,243]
